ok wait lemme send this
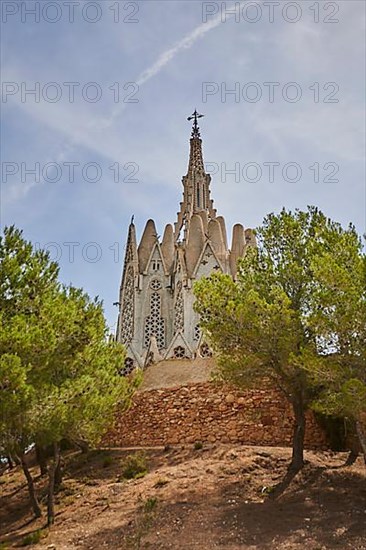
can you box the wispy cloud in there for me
[136,11,227,86]
[3,4,236,160]
[2,2,241,200]
[3,0,364,330]
[100,4,239,128]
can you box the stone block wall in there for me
[105,382,328,449]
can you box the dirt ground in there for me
[1,444,365,549]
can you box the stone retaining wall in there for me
[105,382,328,449]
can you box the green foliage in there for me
[260,485,275,495]
[0,353,35,455]
[102,455,114,468]
[194,207,330,398]
[194,441,203,450]
[314,414,346,451]
[20,530,43,546]
[0,225,59,320]
[126,496,158,549]
[143,496,157,513]
[0,225,140,520]
[307,237,366,423]
[121,452,148,480]
[0,225,138,456]
[194,207,366,464]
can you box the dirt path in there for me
[1,445,365,549]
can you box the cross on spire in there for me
[187,109,204,138]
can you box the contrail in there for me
[136,9,230,86]
[97,2,242,128]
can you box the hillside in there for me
[1,445,365,549]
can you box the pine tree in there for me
[194,207,365,470]
[0,226,139,524]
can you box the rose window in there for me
[119,357,135,376]
[200,343,212,358]
[173,346,186,359]
[150,279,162,290]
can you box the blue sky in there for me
[1,0,365,332]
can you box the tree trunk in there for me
[290,398,306,471]
[355,420,366,465]
[345,449,359,466]
[35,444,48,477]
[54,455,63,490]
[20,453,42,518]
[47,443,60,527]
[6,456,14,470]
[78,440,89,454]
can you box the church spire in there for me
[174,111,216,242]
[186,109,205,174]
[187,109,204,139]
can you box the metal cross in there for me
[187,109,204,138]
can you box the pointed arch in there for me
[120,265,135,345]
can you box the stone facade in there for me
[105,382,328,449]
[116,114,255,372]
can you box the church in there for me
[116,112,256,373]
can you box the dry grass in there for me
[0,445,365,549]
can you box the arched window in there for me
[174,282,184,333]
[144,292,165,349]
[120,267,134,345]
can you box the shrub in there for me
[194,441,203,450]
[143,497,157,513]
[102,455,114,468]
[126,496,158,548]
[20,530,42,546]
[260,485,275,495]
[154,478,169,488]
[121,452,147,480]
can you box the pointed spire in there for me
[174,112,216,241]
[217,216,228,250]
[186,214,205,276]
[138,219,157,273]
[123,218,138,268]
[117,218,138,342]
[244,228,257,248]
[208,218,226,261]
[186,110,205,176]
[161,224,175,273]
[230,224,245,277]
[187,109,204,139]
